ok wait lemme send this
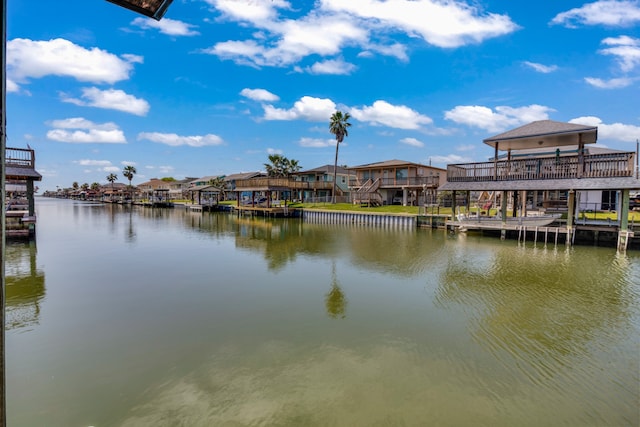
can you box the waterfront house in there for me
[291,165,355,202]
[438,120,640,250]
[348,159,446,206]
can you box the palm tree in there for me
[264,154,301,178]
[329,110,351,203]
[123,165,137,200]
[107,173,118,201]
[123,165,136,187]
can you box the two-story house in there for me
[348,159,446,206]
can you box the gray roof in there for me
[349,159,446,171]
[294,164,354,175]
[483,120,598,151]
[6,166,42,180]
[439,176,640,192]
[224,171,263,181]
[192,184,221,193]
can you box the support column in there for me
[520,190,527,217]
[501,190,508,240]
[618,189,632,252]
[402,187,408,207]
[566,190,575,245]
[27,180,35,217]
[466,191,471,215]
[452,190,457,224]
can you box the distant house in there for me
[188,176,220,188]
[292,165,355,201]
[348,159,446,206]
[101,182,127,199]
[223,172,264,200]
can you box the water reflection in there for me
[325,261,347,319]
[5,241,45,331]
[436,244,637,382]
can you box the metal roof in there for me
[483,120,598,151]
[6,166,42,181]
[349,159,446,171]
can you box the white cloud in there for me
[46,117,126,143]
[203,0,516,69]
[6,79,19,92]
[240,88,280,102]
[400,137,424,148]
[349,100,432,130]
[206,0,287,24]
[121,161,137,166]
[61,87,150,116]
[77,159,113,167]
[429,154,473,166]
[266,148,283,155]
[523,61,558,73]
[47,117,119,130]
[7,38,135,85]
[104,166,121,173]
[306,59,356,75]
[551,1,640,28]
[322,0,519,48]
[263,96,336,121]
[584,76,634,88]
[131,17,200,36]
[203,14,367,68]
[137,132,224,147]
[48,129,126,144]
[598,35,640,72]
[444,104,553,133]
[299,137,335,148]
[570,116,640,142]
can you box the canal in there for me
[5,198,640,426]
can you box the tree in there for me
[264,154,301,178]
[329,110,351,203]
[107,173,118,199]
[90,182,100,191]
[72,182,79,190]
[81,183,89,191]
[123,166,137,200]
[123,165,137,187]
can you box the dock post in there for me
[500,191,508,240]
[617,189,632,252]
[566,190,575,246]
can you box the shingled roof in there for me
[483,120,598,151]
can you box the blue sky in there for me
[6,0,640,191]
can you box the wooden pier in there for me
[234,205,299,218]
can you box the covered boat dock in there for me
[439,120,640,250]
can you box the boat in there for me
[455,211,562,228]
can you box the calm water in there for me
[6,198,640,427]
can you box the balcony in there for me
[349,176,440,188]
[6,147,35,169]
[235,177,334,191]
[446,152,635,183]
